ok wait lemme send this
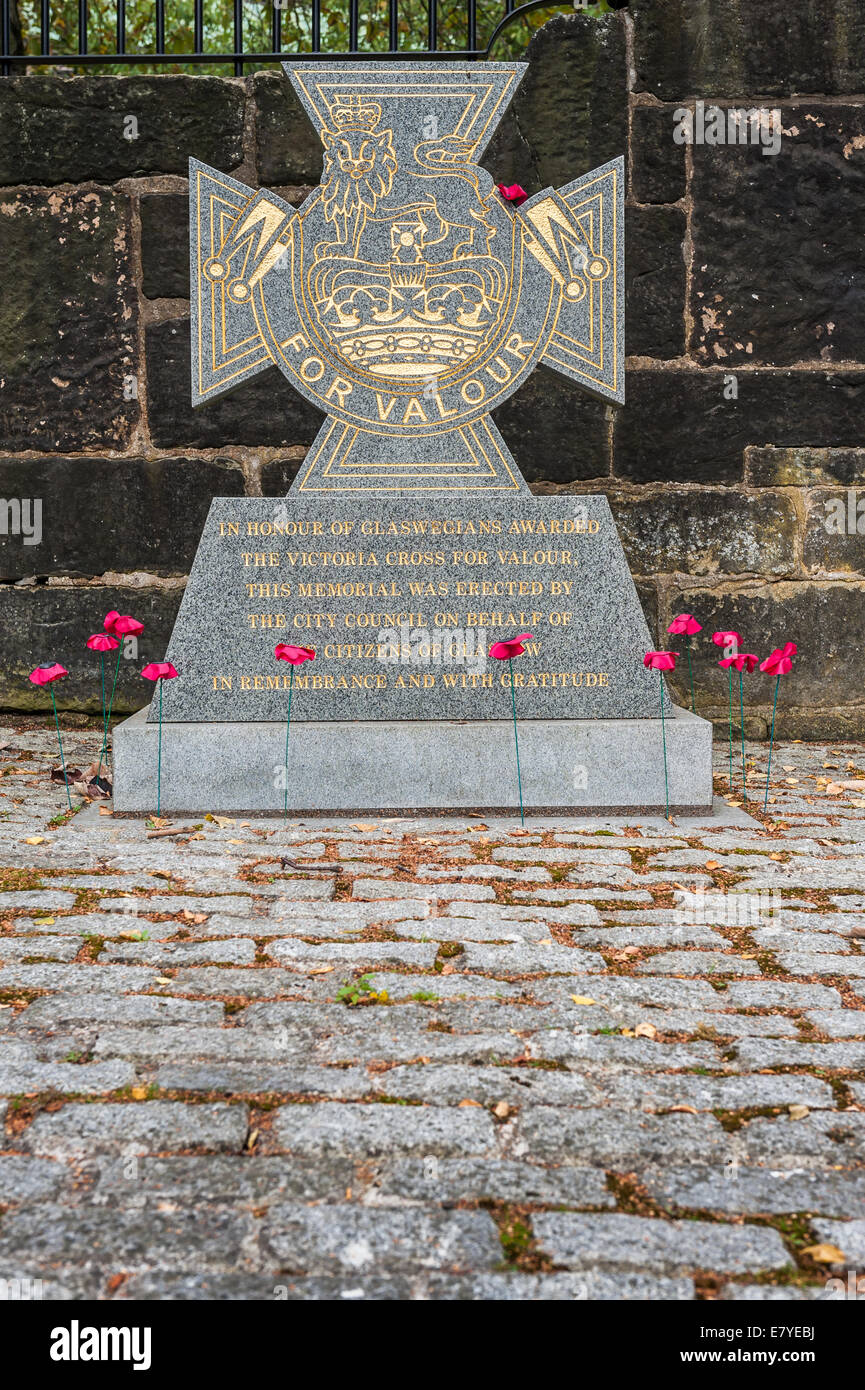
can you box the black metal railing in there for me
[0,0,586,76]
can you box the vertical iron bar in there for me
[1,0,9,79]
[272,0,281,56]
[116,0,125,55]
[155,0,164,55]
[312,0,320,52]
[41,0,51,56]
[388,0,398,51]
[427,0,436,51]
[79,0,88,56]
[349,0,359,52]
[233,0,242,75]
[467,0,476,53]
[193,0,203,53]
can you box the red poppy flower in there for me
[28,663,68,686]
[712,630,742,648]
[113,615,144,637]
[643,651,678,671]
[87,633,119,652]
[496,183,528,208]
[667,614,702,636]
[489,633,534,660]
[763,643,797,668]
[141,662,179,681]
[760,652,793,676]
[274,644,316,665]
[719,653,758,673]
[103,610,121,634]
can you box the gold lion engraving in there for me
[316,94,398,258]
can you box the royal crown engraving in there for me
[190,61,623,494]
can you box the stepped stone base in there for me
[112,705,713,816]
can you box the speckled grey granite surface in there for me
[152,496,662,723]
[190,62,623,496]
[119,707,711,814]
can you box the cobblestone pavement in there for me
[1,723,864,1301]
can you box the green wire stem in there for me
[99,643,124,775]
[686,634,695,713]
[49,687,72,811]
[727,669,734,790]
[763,675,780,812]
[659,670,670,820]
[739,668,747,806]
[508,656,524,825]
[156,679,163,816]
[96,652,107,781]
[283,664,294,821]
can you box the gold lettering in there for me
[402,397,429,423]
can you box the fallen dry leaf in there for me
[178,910,207,925]
[788,1104,810,1120]
[668,1104,698,1115]
[246,1129,259,1151]
[350,822,378,831]
[493,1102,512,1119]
[51,766,82,784]
[98,805,113,817]
[131,1086,148,1101]
[458,1098,483,1108]
[24,837,45,845]
[34,916,54,926]
[84,774,112,799]
[634,1022,657,1039]
[705,860,721,871]
[801,1243,846,1264]
[307,964,335,975]
[570,995,596,1006]
[155,977,172,986]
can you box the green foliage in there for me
[335,973,388,1006]
[13,1,606,75]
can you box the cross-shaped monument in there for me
[114,62,712,815]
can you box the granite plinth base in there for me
[112,706,713,816]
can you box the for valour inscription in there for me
[190,61,622,493]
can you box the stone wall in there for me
[1,0,863,735]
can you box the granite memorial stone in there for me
[113,61,713,814]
